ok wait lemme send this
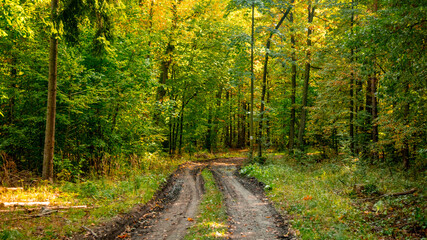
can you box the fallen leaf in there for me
[303,195,313,201]
[187,217,194,222]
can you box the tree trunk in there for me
[258,8,291,158]
[178,111,184,154]
[206,106,212,151]
[370,0,379,160]
[288,1,297,151]
[43,0,59,182]
[212,89,222,151]
[349,0,355,153]
[249,2,255,160]
[225,91,232,147]
[402,82,410,168]
[371,75,378,144]
[297,2,315,150]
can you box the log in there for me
[0,205,89,213]
[1,202,50,207]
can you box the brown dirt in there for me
[74,158,294,240]
[129,162,206,240]
[211,164,294,239]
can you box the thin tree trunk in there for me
[226,91,232,147]
[178,111,184,155]
[371,75,378,144]
[43,0,59,182]
[206,107,212,151]
[288,0,297,151]
[371,0,379,160]
[169,114,173,154]
[349,0,355,153]
[402,83,410,168]
[212,90,222,151]
[297,2,315,150]
[258,7,291,158]
[250,2,255,160]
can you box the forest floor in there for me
[1,153,424,239]
[72,157,295,239]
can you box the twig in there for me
[82,226,98,238]
[383,188,417,197]
[3,210,58,221]
[362,188,417,201]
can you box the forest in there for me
[0,0,426,239]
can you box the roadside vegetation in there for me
[0,154,183,239]
[241,153,426,239]
[184,168,228,240]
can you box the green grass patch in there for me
[184,168,228,239]
[0,155,184,239]
[240,155,426,239]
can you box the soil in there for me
[75,158,295,240]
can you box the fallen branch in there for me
[1,202,50,207]
[3,210,58,221]
[0,205,90,213]
[362,188,417,201]
[82,226,98,238]
[383,188,417,197]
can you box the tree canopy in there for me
[0,0,426,177]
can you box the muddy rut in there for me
[77,158,293,240]
[211,163,291,239]
[130,162,205,240]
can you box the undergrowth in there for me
[184,168,228,239]
[0,153,184,239]
[240,154,426,240]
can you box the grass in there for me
[240,154,426,240]
[184,168,228,240]
[0,154,185,240]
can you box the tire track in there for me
[212,165,291,239]
[132,163,205,240]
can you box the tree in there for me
[258,6,292,158]
[297,0,316,150]
[42,0,60,182]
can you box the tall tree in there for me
[42,0,60,182]
[249,1,255,160]
[297,0,315,150]
[258,6,292,158]
[288,0,297,151]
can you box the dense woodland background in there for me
[0,0,426,178]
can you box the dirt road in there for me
[130,162,205,240]
[77,158,293,239]
[211,164,289,239]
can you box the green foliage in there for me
[0,229,23,240]
[240,154,426,239]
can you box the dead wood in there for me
[0,205,90,213]
[362,188,417,201]
[82,226,98,238]
[1,202,50,207]
[2,210,59,221]
[383,188,417,197]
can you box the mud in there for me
[74,158,294,240]
[130,162,205,240]
[211,165,293,239]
